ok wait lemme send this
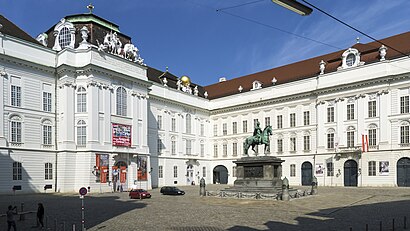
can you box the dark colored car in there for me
[160,186,185,195]
[129,189,151,199]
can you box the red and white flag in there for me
[362,134,369,152]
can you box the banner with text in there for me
[112,123,132,147]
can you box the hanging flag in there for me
[362,134,369,152]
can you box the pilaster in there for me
[58,80,76,149]
[0,69,7,146]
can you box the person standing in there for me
[6,205,17,231]
[36,203,44,228]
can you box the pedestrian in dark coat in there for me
[37,203,44,228]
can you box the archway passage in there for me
[344,160,358,187]
[115,161,127,184]
[301,162,312,186]
[397,157,410,187]
[213,165,228,184]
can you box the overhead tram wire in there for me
[301,0,409,57]
[183,0,342,50]
[216,0,265,12]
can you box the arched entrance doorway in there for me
[397,157,410,187]
[113,161,127,191]
[213,165,228,184]
[301,162,312,186]
[344,160,358,187]
[186,164,194,185]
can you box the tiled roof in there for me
[204,31,410,100]
[0,15,40,44]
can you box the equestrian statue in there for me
[243,121,273,156]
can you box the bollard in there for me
[19,202,25,221]
[199,178,206,196]
[380,221,382,231]
[73,223,76,231]
[311,176,318,195]
[349,227,352,231]
[393,218,395,231]
[55,218,58,231]
[63,221,66,231]
[366,224,368,231]
[405,216,407,229]
[45,216,48,229]
[281,177,290,201]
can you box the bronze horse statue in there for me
[243,125,273,156]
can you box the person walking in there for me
[36,203,44,228]
[6,205,17,231]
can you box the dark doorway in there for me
[213,165,228,184]
[397,157,410,187]
[301,162,312,186]
[344,160,358,187]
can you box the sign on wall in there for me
[112,124,132,147]
[379,161,389,176]
[315,163,324,176]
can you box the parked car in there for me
[129,189,151,199]
[160,186,185,195]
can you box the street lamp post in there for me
[271,0,312,16]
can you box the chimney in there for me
[219,77,226,82]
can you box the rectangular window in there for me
[243,120,248,133]
[11,85,21,107]
[202,166,206,177]
[277,139,283,153]
[327,107,334,122]
[347,131,354,147]
[368,101,376,117]
[290,164,296,177]
[213,124,218,136]
[173,166,178,178]
[213,144,218,157]
[11,121,22,143]
[77,126,86,146]
[277,115,283,129]
[327,133,334,149]
[290,137,296,151]
[290,113,296,127]
[158,166,163,178]
[232,143,238,156]
[400,96,409,114]
[157,139,162,154]
[13,162,22,180]
[400,126,409,144]
[326,162,334,177]
[265,117,270,127]
[200,124,204,136]
[223,144,227,157]
[368,161,376,176]
[43,92,52,112]
[347,104,355,120]
[171,140,176,155]
[303,135,310,151]
[45,163,53,180]
[232,122,237,134]
[157,115,162,130]
[186,140,192,155]
[200,143,204,157]
[223,123,227,135]
[303,111,310,126]
[77,91,86,113]
[43,125,52,145]
[171,118,176,132]
[368,129,376,146]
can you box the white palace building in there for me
[0,10,409,194]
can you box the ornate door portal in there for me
[301,162,312,186]
[344,160,358,187]
[397,157,410,187]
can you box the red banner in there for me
[112,124,132,147]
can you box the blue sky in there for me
[1,0,410,86]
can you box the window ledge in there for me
[10,142,23,147]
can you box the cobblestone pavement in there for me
[0,185,409,231]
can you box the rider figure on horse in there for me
[253,121,262,144]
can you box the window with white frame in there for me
[277,115,283,129]
[232,122,237,134]
[326,162,334,176]
[173,166,178,178]
[213,144,218,157]
[265,117,270,127]
[400,124,409,144]
[233,142,238,156]
[186,140,192,155]
[157,115,162,130]
[45,163,53,180]
[13,162,22,180]
[290,164,296,177]
[223,143,227,157]
[303,135,310,151]
[11,85,21,107]
[186,114,191,134]
[327,107,335,122]
[327,129,335,149]
[10,116,22,143]
[203,166,206,177]
[77,87,87,113]
[43,122,52,145]
[368,161,376,176]
[400,96,409,114]
[200,142,204,157]
[52,19,75,51]
[76,120,86,146]
[347,104,355,120]
[368,126,377,146]
[43,92,52,112]
[157,138,162,154]
[243,120,248,133]
[171,118,176,132]
[171,138,176,155]
[158,166,163,178]
[116,87,127,116]
[213,124,218,136]
[277,139,283,153]
[368,101,376,117]
[347,127,355,148]
[58,27,72,49]
[201,124,204,136]
[303,111,310,126]
[223,123,227,135]
[290,113,296,127]
[290,137,296,151]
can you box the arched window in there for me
[186,114,191,134]
[77,120,87,146]
[173,166,178,178]
[45,163,53,180]
[77,87,87,113]
[368,124,378,146]
[400,121,410,144]
[10,115,22,143]
[13,162,22,180]
[116,87,127,116]
[58,27,71,49]
[347,126,356,148]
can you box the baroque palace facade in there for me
[0,11,409,194]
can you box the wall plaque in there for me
[244,166,263,178]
